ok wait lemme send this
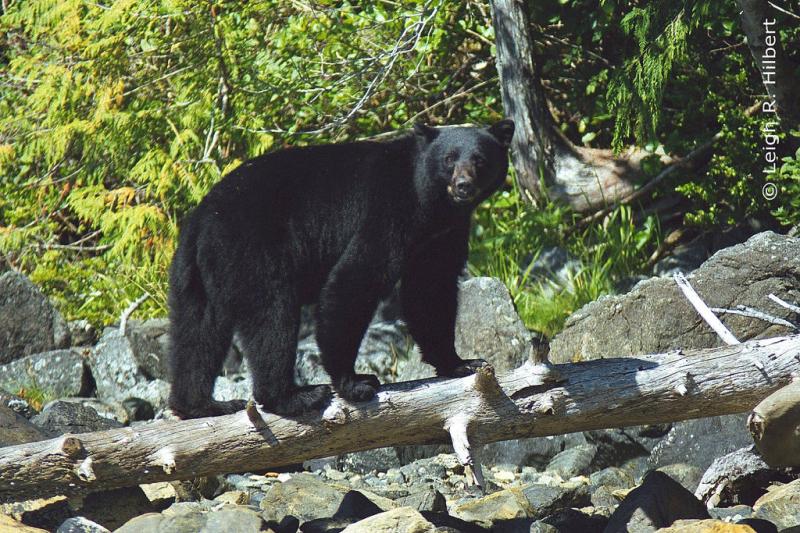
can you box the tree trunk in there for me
[1,335,798,502]
[489,0,673,212]
[735,0,800,128]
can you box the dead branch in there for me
[1,335,799,502]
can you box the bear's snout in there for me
[448,162,478,204]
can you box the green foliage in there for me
[1,0,796,338]
[470,183,660,337]
[771,135,800,227]
[0,0,500,325]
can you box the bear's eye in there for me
[473,156,486,168]
[444,154,456,167]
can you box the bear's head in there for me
[414,119,515,207]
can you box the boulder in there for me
[657,519,759,532]
[550,232,800,362]
[0,271,69,364]
[88,330,151,402]
[648,414,755,474]
[395,488,447,513]
[752,478,800,530]
[695,448,782,507]
[454,277,532,373]
[341,507,436,533]
[259,473,348,523]
[605,471,710,532]
[451,481,589,528]
[0,348,93,399]
[545,443,597,478]
[0,403,48,446]
[57,517,111,533]
[31,400,122,436]
[118,318,171,381]
[204,507,266,533]
[529,508,608,533]
[67,320,97,347]
[296,320,412,386]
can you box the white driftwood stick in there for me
[674,272,740,345]
[768,293,800,315]
[1,335,799,502]
[118,293,150,336]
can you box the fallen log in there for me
[1,335,798,502]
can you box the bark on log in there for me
[1,335,799,502]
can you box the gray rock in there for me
[695,447,779,507]
[341,507,436,533]
[480,433,589,471]
[89,331,151,402]
[454,277,532,373]
[296,320,411,386]
[550,232,800,362]
[395,488,447,513]
[546,443,597,478]
[127,379,170,411]
[337,447,402,475]
[158,510,208,533]
[656,463,703,493]
[52,397,130,424]
[452,481,589,528]
[398,455,453,484]
[114,513,164,533]
[121,318,171,381]
[648,414,754,473]
[708,504,754,522]
[56,516,110,533]
[0,271,70,364]
[585,425,668,469]
[0,348,93,399]
[753,478,800,530]
[204,507,266,533]
[67,320,97,347]
[0,403,48,446]
[334,489,393,519]
[589,466,635,490]
[212,374,252,403]
[520,481,590,518]
[259,473,347,523]
[31,400,122,436]
[590,485,623,508]
[534,508,608,533]
[605,471,710,533]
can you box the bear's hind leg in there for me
[238,287,331,416]
[168,304,239,419]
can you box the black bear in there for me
[168,119,515,419]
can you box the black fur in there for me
[167,119,515,418]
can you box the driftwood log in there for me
[1,335,799,502]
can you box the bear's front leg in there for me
[315,242,390,404]
[400,224,489,378]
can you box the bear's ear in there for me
[488,119,515,148]
[413,123,439,142]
